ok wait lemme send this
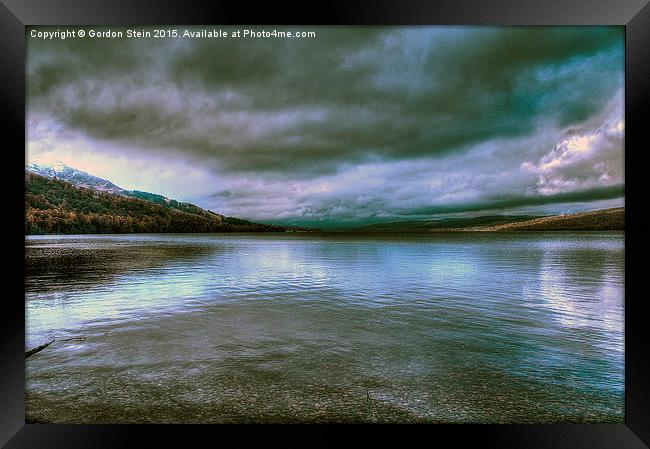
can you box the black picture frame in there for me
[1,1,648,447]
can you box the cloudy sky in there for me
[27,26,624,228]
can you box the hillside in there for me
[27,161,246,224]
[27,162,126,194]
[25,172,286,234]
[470,207,624,231]
[352,208,624,233]
[352,215,541,232]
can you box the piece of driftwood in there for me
[57,337,86,342]
[24,336,87,359]
[24,339,55,359]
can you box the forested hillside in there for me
[25,173,285,234]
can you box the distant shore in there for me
[25,207,624,235]
[347,208,623,233]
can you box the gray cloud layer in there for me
[27,26,624,226]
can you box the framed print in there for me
[1,0,649,447]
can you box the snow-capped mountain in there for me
[26,161,127,194]
[26,169,286,234]
[25,161,221,219]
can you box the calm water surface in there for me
[25,232,624,423]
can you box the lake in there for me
[25,232,624,423]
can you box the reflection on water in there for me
[25,232,624,423]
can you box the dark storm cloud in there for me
[27,26,624,224]
[28,26,623,175]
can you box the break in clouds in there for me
[27,26,624,228]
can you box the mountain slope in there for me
[352,215,541,232]
[352,208,623,232]
[26,161,280,230]
[25,172,285,234]
[124,189,226,221]
[470,207,624,231]
[27,162,126,194]
[28,162,213,216]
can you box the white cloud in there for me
[521,91,624,196]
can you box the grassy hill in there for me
[25,172,286,234]
[352,215,542,232]
[352,208,624,232]
[470,207,624,231]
